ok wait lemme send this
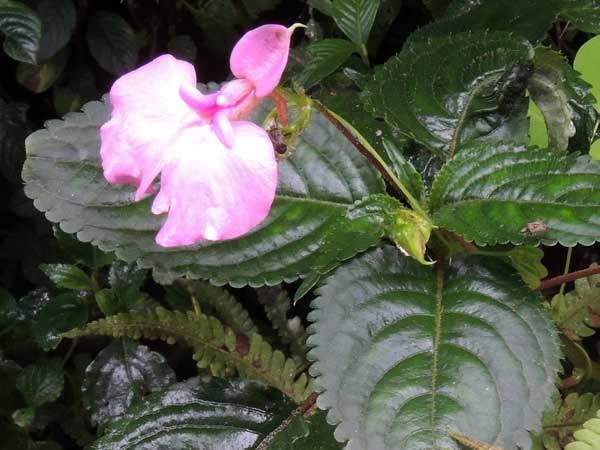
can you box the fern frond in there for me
[543,392,600,450]
[256,286,308,360]
[177,280,258,336]
[565,407,600,450]
[62,307,313,403]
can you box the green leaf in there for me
[64,307,314,403]
[109,260,147,302]
[86,12,138,75]
[592,139,600,160]
[561,0,600,34]
[363,31,533,158]
[0,287,17,329]
[542,393,600,450]
[380,139,425,204]
[22,99,384,286]
[40,263,93,291]
[331,0,380,56]
[575,35,600,114]
[421,0,452,17]
[32,291,88,350]
[429,142,600,246]
[295,39,356,89]
[0,99,32,183]
[16,358,64,408]
[550,266,600,340]
[268,410,343,450]
[411,0,563,43]
[82,339,176,429]
[0,0,41,64]
[528,98,549,148]
[35,0,75,62]
[91,377,300,450]
[166,34,197,62]
[506,246,548,290]
[528,47,596,152]
[16,47,68,93]
[308,246,560,450]
[54,229,114,268]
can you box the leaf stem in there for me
[559,247,573,296]
[536,265,600,291]
[313,100,428,217]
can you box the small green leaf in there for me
[32,291,88,350]
[506,246,548,290]
[331,0,379,57]
[295,39,356,89]
[592,140,600,160]
[16,48,68,93]
[575,35,600,113]
[363,31,533,157]
[0,0,41,64]
[542,393,600,450]
[528,47,596,152]
[528,98,549,148]
[35,0,75,62]
[308,247,560,450]
[430,142,600,246]
[550,266,600,339]
[12,407,35,428]
[40,263,93,291]
[86,11,138,75]
[82,339,176,429]
[16,358,64,408]
[380,139,425,204]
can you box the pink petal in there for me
[230,24,291,98]
[152,121,278,247]
[100,54,200,200]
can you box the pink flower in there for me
[100,24,294,247]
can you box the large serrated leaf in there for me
[363,31,533,158]
[82,339,176,429]
[429,142,600,246]
[22,99,384,286]
[0,0,41,64]
[295,39,356,89]
[307,246,560,450]
[91,377,333,450]
[528,47,596,152]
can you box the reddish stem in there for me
[269,91,289,127]
[535,265,600,291]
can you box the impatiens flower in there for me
[100,24,294,247]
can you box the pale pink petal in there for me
[230,24,291,98]
[152,122,278,247]
[100,54,201,199]
[217,79,254,107]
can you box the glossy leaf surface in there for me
[86,12,138,75]
[430,142,600,246]
[22,99,384,286]
[295,39,356,89]
[0,0,41,64]
[331,0,380,54]
[16,358,64,408]
[363,31,533,157]
[82,339,176,429]
[308,246,560,450]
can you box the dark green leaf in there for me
[86,11,138,75]
[421,0,452,17]
[0,0,41,64]
[35,0,75,62]
[380,139,425,204]
[82,339,175,429]
[0,352,22,417]
[295,39,356,89]
[166,34,197,62]
[0,99,32,183]
[308,247,560,450]
[109,260,146,300]
[429,142,600,246]
[52,65,98,116]
[22,99,384,286]
[91,377,335,450]
[32,291,88,350]
[528,47,596,152]
[561,0,600,34]
[363,31,533,158]
[411,0,563,43]
[54,229,114,268]
[331,0,379,56]
[550,266,600,339]
[16,47,68,93]
[366,0,403,53]
[16,358,64,408]
[0,287,18,328]
[40,263,93,291]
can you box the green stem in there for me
[314,101,429,218]
[559,247,573,296]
